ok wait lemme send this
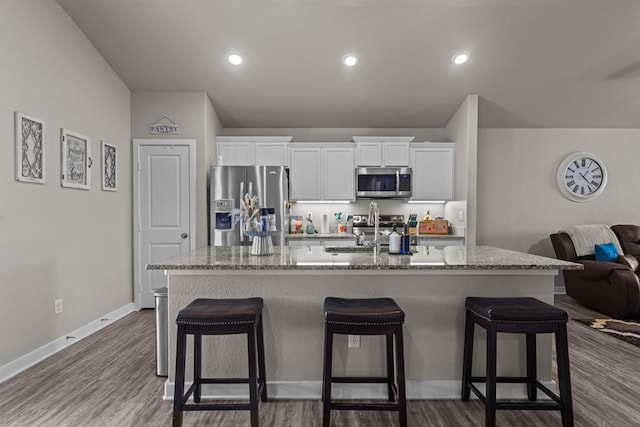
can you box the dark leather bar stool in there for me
[322,297,407,427]
[461,297,574,427]
[173,298,267,427]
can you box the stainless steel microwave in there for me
[356,167,412,199]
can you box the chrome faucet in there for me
[366,201,380,253]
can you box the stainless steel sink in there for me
[324,246,377,253]
[324,246,416,254]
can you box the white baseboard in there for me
[0,303,136,384]
[163,379,556,401]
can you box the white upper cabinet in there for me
[255,142,289,166]
[353,136,413,166]
[289,143,355,201]
[410,143,455,201]
[383,142,411,166]
[289,146,323,200]
[324,146,355,200]
[217,140,254,165]
[216,136,292,166]
[355,142,383,166]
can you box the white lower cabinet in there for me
[289,143,355,201]
[410,143,455,201]
[418,237,464,247]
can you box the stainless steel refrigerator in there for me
[210,166,289,246]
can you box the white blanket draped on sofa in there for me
[559,224,623,257]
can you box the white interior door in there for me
[133,140,195,308]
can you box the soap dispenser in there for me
[305,212,316,234]
[389,225,401,254]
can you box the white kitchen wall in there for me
[445,95,478,245]
[477,128,640,258]
[0,0,131,366]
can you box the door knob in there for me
[181,233,188,238]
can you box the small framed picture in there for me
[101,141,117,191]
[61,128,91,190]
[15,112,46,184]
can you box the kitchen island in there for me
[147,245,580,400]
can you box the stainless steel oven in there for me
[356,167,411,199]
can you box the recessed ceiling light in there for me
[343,54,358,67]
[452,52,470,65]
[228,54,243,65]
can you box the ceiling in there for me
[56,0,640,129]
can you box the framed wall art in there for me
[61,128,91,190]
[101,141,117,191]
[15,112,46,184]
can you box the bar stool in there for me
[461,297,574,427]
[172,298,267,427]
[322,297,407,427]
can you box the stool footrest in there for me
[331,376,392,384]
[467,381,562,408]
[197,378,251,384]
[181,403,253,412]
[468,377,561,404]
[330,402,402,412]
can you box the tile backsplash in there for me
[290,200,466,234]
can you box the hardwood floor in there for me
[0,295,638,426]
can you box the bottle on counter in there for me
[259,208,270,232]
[389,225,400,254]
[320,212,329,234]
[400,224,411,254]
[268,208,276,231]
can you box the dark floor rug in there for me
[575,318,640,348]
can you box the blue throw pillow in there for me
[594,242,619,262]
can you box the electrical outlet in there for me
[348,335,360,348]
[458,210,465,222]
[54,299,63,315]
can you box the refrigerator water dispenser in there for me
[213,199,233,230]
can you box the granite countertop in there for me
[147,245,582,271]
[286,233,465,240]
[286,233,355,239]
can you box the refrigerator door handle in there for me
[239,181,245,243]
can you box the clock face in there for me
[556,152,608,202]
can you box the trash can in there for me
[154,286,168,377]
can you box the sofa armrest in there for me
[573,259,632,280]
[564,265,640,318]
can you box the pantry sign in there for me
[149,116,179,135]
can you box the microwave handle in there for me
[396,170,400,196]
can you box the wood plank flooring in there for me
[0,295,638,426]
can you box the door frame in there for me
[133,139,196,309]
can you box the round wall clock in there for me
[556,152,608,202]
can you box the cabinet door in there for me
[289,147,322,200]
[411,146,455,200]
[217,141,254,165]
[255,142,288,166]
[356,142,383,166]
[384,142,410,166]
[324,147,355,201]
